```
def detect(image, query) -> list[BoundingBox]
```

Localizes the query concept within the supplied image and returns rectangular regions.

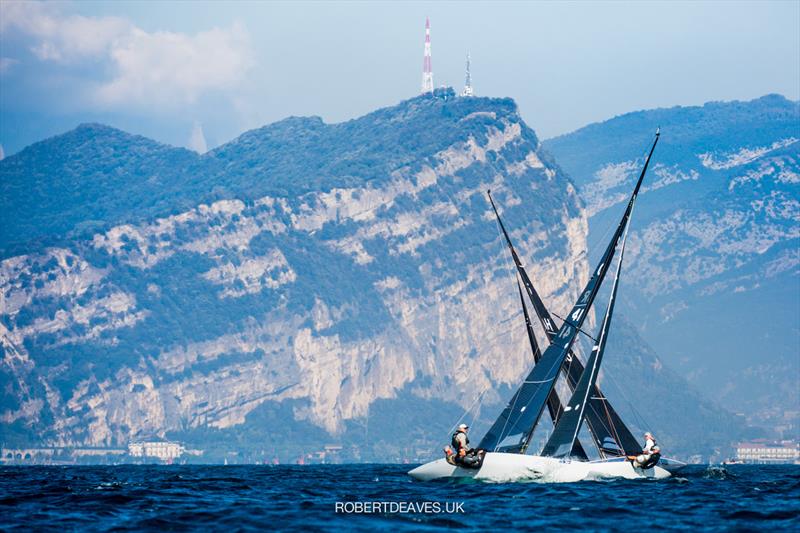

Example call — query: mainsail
[478,131,659,454]
[487,191,640,457]
[541,206,631,458]
[515,280,589,460]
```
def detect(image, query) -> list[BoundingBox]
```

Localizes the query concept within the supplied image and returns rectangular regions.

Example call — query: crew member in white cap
[452,424,470,457]
[630,431,660,468]
[642,432,656,454]
[449,423,482,467]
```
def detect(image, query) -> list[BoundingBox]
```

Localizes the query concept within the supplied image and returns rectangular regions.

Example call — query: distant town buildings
[128,440,185,461]
[735,441,799,464]
[1,447,126,464]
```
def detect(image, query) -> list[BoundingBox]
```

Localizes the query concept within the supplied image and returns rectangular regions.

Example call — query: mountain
[1,90,749,461]
[545,94,800,436]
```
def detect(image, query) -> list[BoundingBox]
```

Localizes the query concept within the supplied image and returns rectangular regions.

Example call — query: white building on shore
[735,441,799,464]
[128,441,185,462]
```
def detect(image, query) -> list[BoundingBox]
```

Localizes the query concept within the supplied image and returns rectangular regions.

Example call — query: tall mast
[515,278,589,459]
[421,18,434,94]
[487,190,641,457]
[478,131,659,454]
[542,208,632,457]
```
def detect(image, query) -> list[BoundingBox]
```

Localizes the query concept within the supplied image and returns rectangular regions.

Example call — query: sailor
[630,432,660,468]
[452,424,471,454]
[642,432,656,454]
[451,424,481,468]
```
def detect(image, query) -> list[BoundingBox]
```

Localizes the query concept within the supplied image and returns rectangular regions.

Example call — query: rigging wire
[602,366,652,432]
[584,137,655,261]
[443,388,488,444]
[486,195,563,451]
[572,136,657,454]
[550,311,599,343]
[435,186,529,448]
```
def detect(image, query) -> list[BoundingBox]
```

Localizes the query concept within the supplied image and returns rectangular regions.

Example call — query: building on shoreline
[128,440,185,462]
[1,440,197,465]
[735,441,799,464]
[1,447,127,464]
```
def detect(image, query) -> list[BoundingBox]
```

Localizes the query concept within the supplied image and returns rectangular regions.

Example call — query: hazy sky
[1,0,798,155]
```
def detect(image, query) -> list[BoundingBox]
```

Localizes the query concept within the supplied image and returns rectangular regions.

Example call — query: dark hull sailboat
[409,131,679,482]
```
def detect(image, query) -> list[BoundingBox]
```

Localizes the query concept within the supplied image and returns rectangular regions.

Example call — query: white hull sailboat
[408,453,671,482]
[409,131,680,483]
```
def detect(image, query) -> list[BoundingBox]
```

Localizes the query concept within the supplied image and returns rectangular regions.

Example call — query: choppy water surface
[1,464,798,531]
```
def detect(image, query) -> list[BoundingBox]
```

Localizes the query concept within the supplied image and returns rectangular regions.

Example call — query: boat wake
[704,465,734,480]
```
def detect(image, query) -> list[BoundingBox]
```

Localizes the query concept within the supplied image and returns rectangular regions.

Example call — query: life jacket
[451,431,469,451]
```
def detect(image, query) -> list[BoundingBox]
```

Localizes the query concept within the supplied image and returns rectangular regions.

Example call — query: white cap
[644,432,653,438]
[458,423,469,430]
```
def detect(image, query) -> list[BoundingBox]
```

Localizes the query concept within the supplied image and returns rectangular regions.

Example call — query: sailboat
[409,130,679,482]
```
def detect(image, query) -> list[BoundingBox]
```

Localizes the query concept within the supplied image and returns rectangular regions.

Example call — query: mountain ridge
[1,91,762,461]
[544,94,799,435]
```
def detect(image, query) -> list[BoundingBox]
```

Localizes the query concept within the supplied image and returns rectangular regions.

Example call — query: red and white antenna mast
[421,17,434,94]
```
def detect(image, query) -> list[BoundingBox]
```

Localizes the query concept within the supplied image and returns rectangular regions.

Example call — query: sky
[1,0,798,156]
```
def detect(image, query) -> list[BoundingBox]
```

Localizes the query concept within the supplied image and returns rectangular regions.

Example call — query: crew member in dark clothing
[629,432,661,469]
[450,424,482,468]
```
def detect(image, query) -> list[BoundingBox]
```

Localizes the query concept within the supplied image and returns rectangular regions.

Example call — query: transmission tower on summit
[421,17,434,94]
[461,53,474,97]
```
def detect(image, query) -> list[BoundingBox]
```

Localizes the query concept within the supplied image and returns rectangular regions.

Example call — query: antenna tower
[421,18,434,94]
[461,53,474,97]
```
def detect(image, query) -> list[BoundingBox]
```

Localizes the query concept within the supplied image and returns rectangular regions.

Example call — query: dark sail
[541,214,631,458]
[516,280,589,459]
[477,131,659,454]
[487,191,640,457]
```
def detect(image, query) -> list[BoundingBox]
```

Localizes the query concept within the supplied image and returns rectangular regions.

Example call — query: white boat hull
[408,452,671,482]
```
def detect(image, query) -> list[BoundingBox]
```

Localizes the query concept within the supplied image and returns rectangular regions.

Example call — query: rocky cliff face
[0,91,749,460]
[545,95,800,432]
[1,92,592,452]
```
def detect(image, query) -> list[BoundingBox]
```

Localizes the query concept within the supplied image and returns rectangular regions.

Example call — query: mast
[487,190,640,457]
[517,280,539,363]
[478,131,659,454]
[516,279,589,459]
[541,208,631,458]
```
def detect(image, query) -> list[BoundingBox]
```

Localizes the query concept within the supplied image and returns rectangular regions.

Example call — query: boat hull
[658,456,687,473]
[407,452,671,482]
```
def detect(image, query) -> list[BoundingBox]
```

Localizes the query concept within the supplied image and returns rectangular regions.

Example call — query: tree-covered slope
[1,90,749,461]
[544,95,800,434]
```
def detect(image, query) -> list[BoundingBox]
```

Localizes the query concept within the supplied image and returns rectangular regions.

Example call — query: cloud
[96,23,252,107]
[188,122,208,154]
[0,1,253,108]
[1,1,130,62]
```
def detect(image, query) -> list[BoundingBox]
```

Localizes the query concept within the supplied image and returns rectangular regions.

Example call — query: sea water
[1,464,798,530]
